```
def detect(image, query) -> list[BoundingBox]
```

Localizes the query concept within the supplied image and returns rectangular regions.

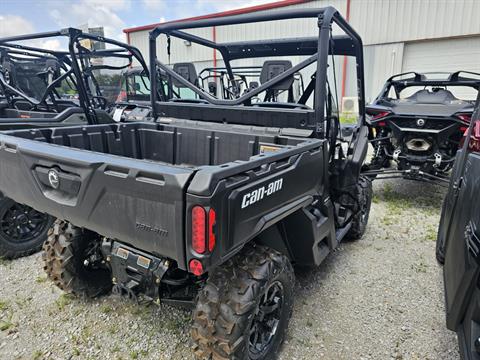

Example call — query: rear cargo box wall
[10,123,304,167]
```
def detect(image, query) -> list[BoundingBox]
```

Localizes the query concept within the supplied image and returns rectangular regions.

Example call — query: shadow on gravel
[373,179,447,211]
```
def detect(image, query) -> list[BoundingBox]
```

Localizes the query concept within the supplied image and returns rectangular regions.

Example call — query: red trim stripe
[123,0,310,34]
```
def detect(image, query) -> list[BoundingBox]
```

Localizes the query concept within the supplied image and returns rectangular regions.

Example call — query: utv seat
[253,60,310,109]
[260,60,294,91]
[173,63,199,87]
[406,89,458,104]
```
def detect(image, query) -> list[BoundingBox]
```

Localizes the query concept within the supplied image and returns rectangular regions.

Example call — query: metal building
[123,0,480,103]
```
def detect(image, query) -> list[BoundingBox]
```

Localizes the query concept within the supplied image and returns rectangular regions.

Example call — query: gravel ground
[0,179,458,360]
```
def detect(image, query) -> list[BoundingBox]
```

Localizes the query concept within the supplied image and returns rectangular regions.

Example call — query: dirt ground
[0,179,458,360]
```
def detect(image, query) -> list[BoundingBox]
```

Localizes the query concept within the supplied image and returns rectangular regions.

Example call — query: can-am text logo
[241,178,283,209]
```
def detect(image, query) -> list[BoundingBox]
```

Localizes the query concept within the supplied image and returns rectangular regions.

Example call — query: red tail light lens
[189,259,204,276]
[192,206,206,254]
[469,121,480,152]
[457,113,472,123]
[208,208,216,252]
[372,111,390,121]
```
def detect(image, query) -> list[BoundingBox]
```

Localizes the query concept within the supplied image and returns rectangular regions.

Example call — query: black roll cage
[148,6,365,137]
[0,28,149,125]
[198,65,305,101]
[375,71,480,101]
[0,45,76,108]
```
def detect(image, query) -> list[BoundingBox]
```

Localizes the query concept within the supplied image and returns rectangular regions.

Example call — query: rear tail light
[189,259,204,276]
[371,111,390,121]
[367,111,390,127]
[191,206,217,254]
[208,208,216,252]
[192,206,206,254]
[469,120,480,152]
[456,113,472,123]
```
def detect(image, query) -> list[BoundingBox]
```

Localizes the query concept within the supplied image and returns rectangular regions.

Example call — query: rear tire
[0,197,54,259]
[43,220,112,298]
[192,244,295,360]
[345,176,373,241]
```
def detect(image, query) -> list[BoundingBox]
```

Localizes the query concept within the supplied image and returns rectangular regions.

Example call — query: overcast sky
[0,0,273,47]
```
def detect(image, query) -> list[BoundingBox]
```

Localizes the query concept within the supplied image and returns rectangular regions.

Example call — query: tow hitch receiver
[101,239,170,302]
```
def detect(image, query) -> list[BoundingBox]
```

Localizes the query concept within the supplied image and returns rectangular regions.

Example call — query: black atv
[437,92,480,359]
[0,8,372,359]
[0,28,148,259]
[363,71,479,184]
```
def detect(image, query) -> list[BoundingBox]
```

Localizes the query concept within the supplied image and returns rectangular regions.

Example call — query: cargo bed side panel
[186,140,327,268]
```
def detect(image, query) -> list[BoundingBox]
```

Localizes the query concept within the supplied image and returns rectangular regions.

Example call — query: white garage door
[402,36,480,99]
[402,36,480,74]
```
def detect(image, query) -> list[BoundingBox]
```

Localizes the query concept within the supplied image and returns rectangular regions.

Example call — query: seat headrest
[173,63,198,87]
[407,89,457,104]
[260,60,294,91]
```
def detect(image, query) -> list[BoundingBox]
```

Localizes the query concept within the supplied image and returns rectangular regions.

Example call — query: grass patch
[412,258,428,273]
[164,313,191,334]
[32,350,43,360]
[0,300,9,311]
[426,226,438,242]
[81,326,93,343]
[0,319,14,331]
[35,276,48,284]
[55,293,74,311]
[100,304,113,314]
[15,296,32,309]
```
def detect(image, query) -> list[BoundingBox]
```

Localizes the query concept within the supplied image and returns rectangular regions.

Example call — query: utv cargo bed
[0,122,325,267]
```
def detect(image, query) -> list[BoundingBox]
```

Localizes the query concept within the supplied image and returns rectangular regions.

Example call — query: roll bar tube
[148,6,366,136]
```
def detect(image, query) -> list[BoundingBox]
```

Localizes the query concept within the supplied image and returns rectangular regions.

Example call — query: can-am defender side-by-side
[0,8,371,359]
[0,29,149,259]
[363,71,479,184]
[436,93,480,359]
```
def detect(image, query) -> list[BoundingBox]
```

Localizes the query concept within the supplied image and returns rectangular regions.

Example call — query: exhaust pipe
[405,138,431,152]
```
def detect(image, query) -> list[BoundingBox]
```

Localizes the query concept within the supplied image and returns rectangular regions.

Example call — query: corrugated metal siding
[363,42,404,102]
[129,0,480,56]
[127,0,480,101]
[402,36,480,73]
[350,0,480,46]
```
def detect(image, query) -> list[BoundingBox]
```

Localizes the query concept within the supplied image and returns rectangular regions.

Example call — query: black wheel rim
[0,203,49,243]
[248,281,284,359]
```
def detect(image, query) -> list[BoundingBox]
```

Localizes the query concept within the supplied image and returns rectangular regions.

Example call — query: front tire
[192,244,295,360]
[43,220,112,298]
[0,197,54,259]
[345,176,373,241]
